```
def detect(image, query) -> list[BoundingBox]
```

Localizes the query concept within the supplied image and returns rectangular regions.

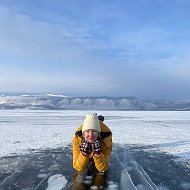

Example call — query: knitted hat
[82,113,101,133]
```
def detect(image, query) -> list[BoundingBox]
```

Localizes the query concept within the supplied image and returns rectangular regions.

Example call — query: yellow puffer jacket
[72,121,112,173]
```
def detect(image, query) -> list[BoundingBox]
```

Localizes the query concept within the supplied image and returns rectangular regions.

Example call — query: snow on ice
[0,110,190,189]
[0,110,190,160]
[46,174,68,190]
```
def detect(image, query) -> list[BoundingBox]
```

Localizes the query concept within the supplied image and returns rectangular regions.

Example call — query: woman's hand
[92,138,102,156]
[80,138,92,157]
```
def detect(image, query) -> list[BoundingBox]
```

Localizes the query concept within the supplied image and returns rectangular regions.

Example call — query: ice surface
[114,144,158,190]
[46,174,67,190]
[0,110,190,163]
[0,144,190,190]
[38,173,47,178]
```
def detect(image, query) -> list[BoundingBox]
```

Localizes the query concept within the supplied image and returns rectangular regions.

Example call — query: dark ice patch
[0,144,190,190]
[125,144,190,190]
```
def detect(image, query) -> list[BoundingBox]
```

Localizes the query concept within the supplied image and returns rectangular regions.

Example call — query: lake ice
[0,110,190,190]
[1,110,190,160]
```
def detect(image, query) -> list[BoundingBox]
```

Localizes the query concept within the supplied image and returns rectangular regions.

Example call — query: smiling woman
[72,113,112,177]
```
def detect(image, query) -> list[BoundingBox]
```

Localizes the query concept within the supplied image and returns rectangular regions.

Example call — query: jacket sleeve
[93,138,112,172]
[72,136,90,172]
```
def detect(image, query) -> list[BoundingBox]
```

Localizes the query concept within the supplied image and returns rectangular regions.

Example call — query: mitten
[93,138,102,155]
[80,138,92,157]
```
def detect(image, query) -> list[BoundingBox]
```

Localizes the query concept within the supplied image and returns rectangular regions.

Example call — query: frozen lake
[0,110,190,190]
[1,110,190,160]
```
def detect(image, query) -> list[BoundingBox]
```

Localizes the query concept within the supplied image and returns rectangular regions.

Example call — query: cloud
[1,2,189,69]
[1,1,190,99]
[0,4,105,66]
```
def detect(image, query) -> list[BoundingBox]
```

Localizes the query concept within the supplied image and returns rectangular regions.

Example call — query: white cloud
[0,5,105,64]
[1,2,190,99]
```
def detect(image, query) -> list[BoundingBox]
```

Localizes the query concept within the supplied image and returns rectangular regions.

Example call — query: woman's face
[83,129,99,143]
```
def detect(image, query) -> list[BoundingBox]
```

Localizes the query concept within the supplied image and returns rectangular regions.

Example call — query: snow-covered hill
[0,94,190,110]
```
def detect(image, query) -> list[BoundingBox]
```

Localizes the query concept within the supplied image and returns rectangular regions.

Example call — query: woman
[72,113,112,175]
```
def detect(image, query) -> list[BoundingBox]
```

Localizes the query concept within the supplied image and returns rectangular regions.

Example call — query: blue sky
[0,0,190,100]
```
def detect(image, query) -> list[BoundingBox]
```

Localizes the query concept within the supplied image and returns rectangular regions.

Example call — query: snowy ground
[1,110,190,160]
[0,110,190,190]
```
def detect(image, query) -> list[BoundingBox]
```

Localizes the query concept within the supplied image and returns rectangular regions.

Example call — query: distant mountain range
[0,94,190,111]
